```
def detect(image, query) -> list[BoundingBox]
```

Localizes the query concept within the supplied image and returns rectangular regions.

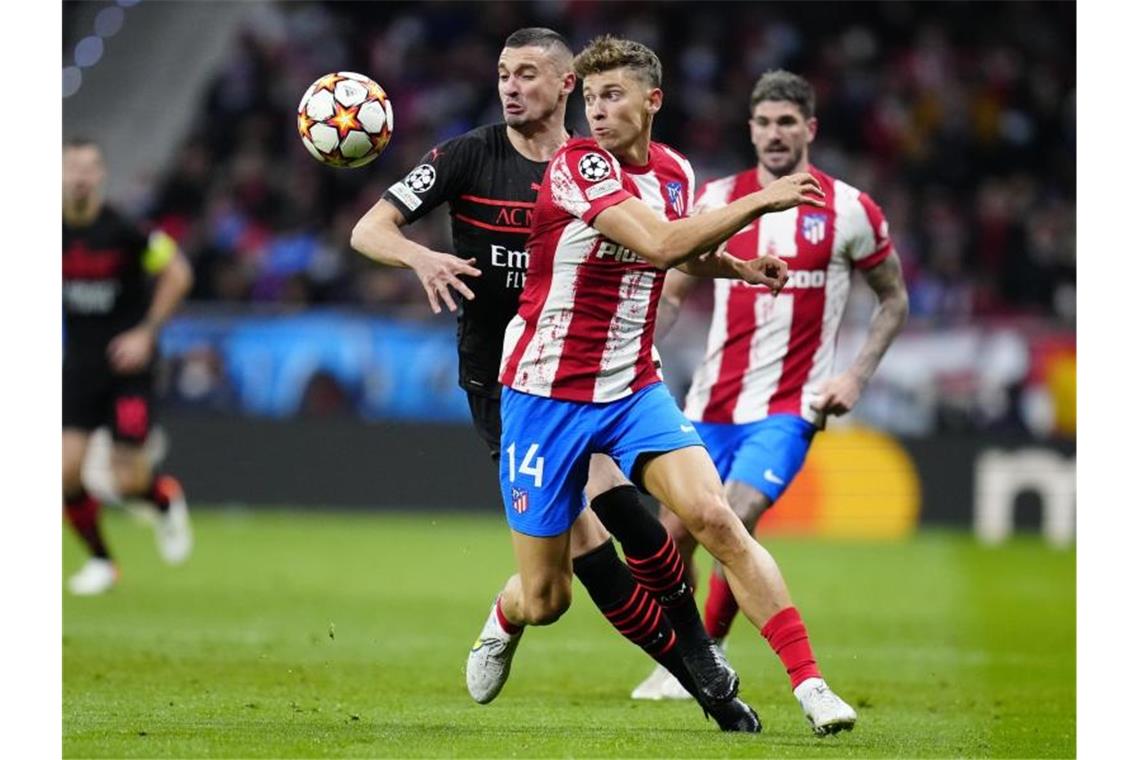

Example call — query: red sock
[761,606,822,689]
[495,597,523,636]
[64,490,111,560]
[146,474,182,514]
[704,571,740,640]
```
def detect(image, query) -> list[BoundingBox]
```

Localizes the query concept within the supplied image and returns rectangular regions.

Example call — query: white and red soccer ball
[297,71,393,168]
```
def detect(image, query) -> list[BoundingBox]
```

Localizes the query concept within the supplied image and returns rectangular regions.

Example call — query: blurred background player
[476,34,861,735]
[350,28,757,730]
[63,138,194,595]
[631,71,909,714]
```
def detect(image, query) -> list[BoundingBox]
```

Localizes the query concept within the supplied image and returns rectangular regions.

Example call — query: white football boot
[465,601,523,704]
[794,677,857,735]
[631,663,695,700]
[67,558,119,596]
[152,476,193,565]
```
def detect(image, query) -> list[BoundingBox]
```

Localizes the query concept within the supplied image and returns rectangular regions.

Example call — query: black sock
[590,486,710,653]
[64,489,111,560]
[572,539,698,698]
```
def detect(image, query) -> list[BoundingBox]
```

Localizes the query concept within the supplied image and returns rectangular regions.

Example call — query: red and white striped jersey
[500,137,695,403]
[684,166,893,424]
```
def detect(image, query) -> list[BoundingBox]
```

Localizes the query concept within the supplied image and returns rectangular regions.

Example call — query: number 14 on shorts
[505,442,545,488]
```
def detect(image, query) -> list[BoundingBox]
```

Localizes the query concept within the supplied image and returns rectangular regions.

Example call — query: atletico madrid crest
[666,181,685,216]
[511,487,529,514]
[802,213,828,244]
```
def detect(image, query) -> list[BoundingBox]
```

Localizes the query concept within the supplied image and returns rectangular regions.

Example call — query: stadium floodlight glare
[74,36,104,68]
[94,6,125,38]
[63,66,83,98]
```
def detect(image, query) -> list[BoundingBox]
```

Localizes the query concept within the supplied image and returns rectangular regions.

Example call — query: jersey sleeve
[548,143,632,224]
[692,180,713,214]
[381,135,477,224]
[847,192,894,270]
[692,176,733,215]
[685,168,696,218]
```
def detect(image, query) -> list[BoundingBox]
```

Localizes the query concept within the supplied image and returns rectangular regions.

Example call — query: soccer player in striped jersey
[352,29,759,731]
[470,35,860,734]
[631,71,909,731]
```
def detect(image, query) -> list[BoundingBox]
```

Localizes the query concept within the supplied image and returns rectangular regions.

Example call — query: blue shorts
[693,414,816,503]
[499,383,704,537]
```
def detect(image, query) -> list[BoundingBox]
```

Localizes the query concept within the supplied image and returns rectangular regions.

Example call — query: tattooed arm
[811,250,909,417]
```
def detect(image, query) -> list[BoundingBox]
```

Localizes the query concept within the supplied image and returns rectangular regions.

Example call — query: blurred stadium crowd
[120,0,1074,325]
[63,1,1075,438]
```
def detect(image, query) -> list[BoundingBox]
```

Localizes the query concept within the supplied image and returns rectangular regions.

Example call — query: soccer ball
[297,71,394,168]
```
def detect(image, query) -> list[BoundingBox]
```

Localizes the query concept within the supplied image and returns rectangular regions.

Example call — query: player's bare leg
[581,457,743,713]
[585,457,715,657]
[63,429,118,595]
[634,484,769,699]
[569,471,758,731]
[466,529,572,704]
[642,446,856,735]
[111,445,192,565]
[703,482,772,642]
[468,484,758,731]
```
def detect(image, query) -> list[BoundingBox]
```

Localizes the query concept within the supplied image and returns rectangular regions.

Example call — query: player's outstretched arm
[677,248,788,289]
[350,198,481,314]
[592,172,823,271]
[655,249,790,341]
[108,232,193,374]
[812,250,909,417]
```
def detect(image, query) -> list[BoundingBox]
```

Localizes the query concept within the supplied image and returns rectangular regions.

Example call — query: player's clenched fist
[738,254,790,293]
[756,172,825,212]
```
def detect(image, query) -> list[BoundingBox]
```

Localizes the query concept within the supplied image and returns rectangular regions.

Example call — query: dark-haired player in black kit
[63,139,194,595]
[351,29,758,731]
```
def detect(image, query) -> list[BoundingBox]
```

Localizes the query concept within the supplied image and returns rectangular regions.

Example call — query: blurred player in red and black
[351,28,756,731]
[63,138,194,595]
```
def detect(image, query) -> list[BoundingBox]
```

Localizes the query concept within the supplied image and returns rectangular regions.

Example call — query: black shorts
[62,361,156,445]
[466,391,502,462]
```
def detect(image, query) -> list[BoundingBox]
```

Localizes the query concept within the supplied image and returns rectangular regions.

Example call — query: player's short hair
[64,136,102,152]
[573,35,662,89]
[503,27,573,65]
[750,70,815,119]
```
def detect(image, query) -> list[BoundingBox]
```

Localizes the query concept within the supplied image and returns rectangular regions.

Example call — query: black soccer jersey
[381,123,547,397]
[62,206,150,360]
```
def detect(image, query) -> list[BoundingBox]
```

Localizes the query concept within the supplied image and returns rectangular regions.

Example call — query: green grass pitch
[63,509,1074,758]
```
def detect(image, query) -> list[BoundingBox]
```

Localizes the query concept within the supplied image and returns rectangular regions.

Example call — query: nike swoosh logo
[763,469,785,485]
[680,424,696,433]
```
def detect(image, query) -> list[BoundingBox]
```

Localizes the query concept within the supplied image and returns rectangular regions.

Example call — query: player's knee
[62,473,83,500]
[687,493,749,559]
[62,458,83,497]
[111,449,150,497]
[523,581,571,625]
